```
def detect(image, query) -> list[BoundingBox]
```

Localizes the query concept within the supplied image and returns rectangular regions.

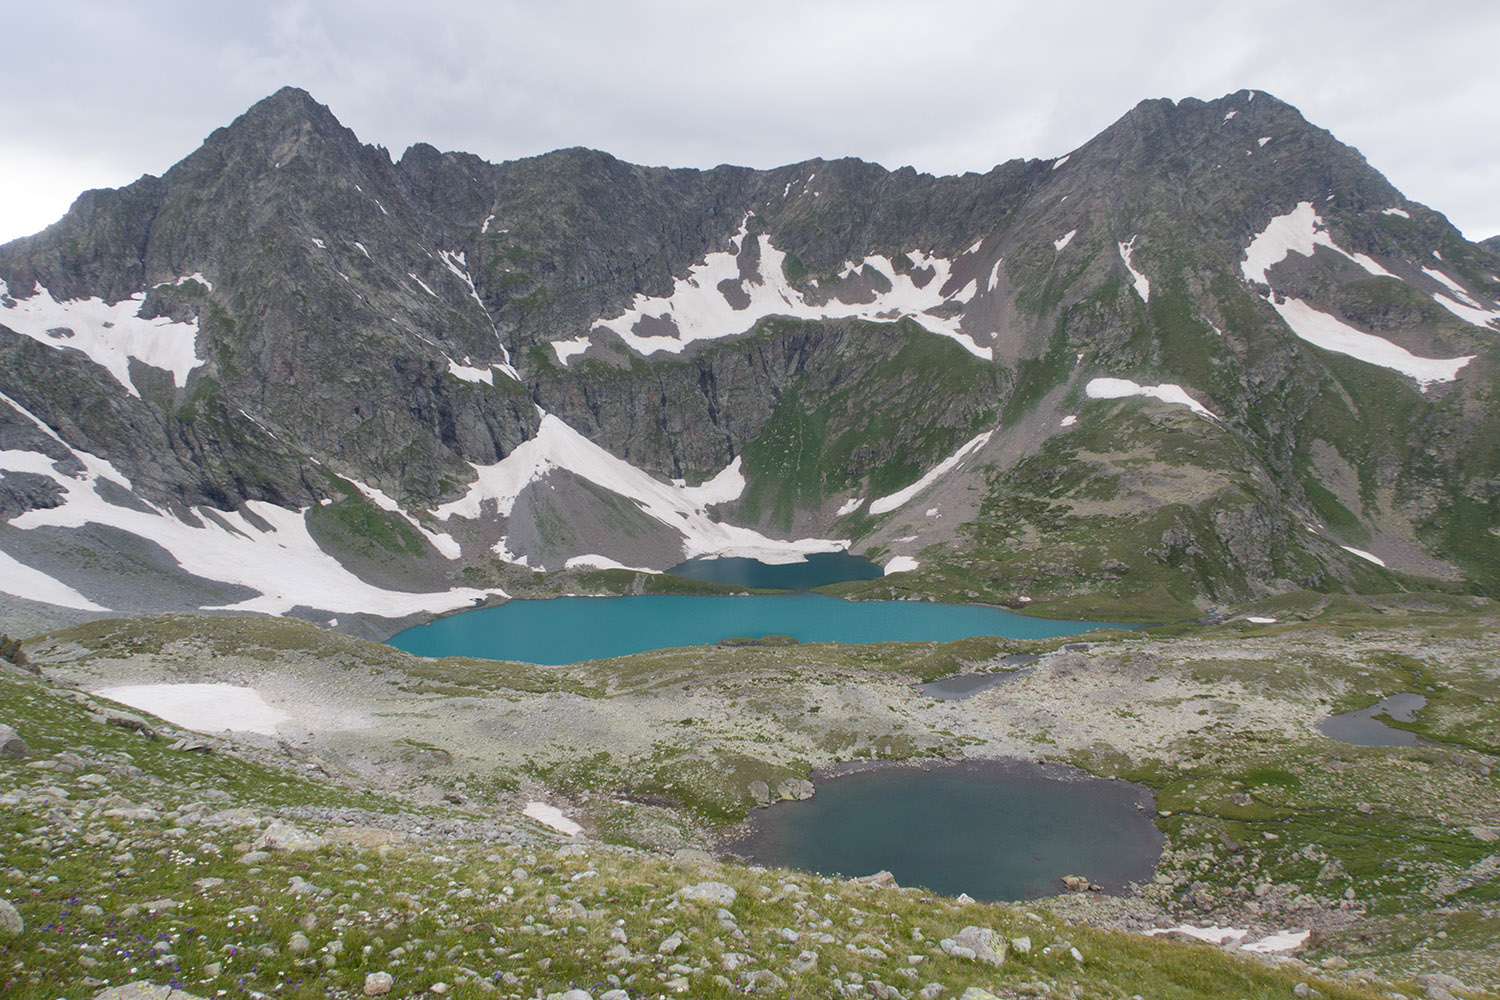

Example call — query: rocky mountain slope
[3,87,1500,626]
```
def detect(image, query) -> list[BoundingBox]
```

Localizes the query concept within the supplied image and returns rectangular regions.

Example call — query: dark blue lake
[387,593,1133,665]
[666,551,884,590]
[729,758,1164,901]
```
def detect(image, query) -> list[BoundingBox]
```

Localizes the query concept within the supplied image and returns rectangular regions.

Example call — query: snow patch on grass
[1085,378,1217,420]
[93,683,290,736]
[1267,297,1472,387]
[1340,545,1386,568]
[836,498,863,517]
[869,431,994,515]
[883,555,919,574]
[343,478,462,560]
[0,279,202,397]
[524,802,581,835]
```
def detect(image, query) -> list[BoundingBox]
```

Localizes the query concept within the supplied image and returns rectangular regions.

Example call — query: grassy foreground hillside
[3,597,1499,998]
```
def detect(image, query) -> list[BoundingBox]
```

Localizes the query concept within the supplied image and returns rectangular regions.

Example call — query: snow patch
[1145,925,1245,945]
[869,431,993,515]
[1223,110,1239,121]
[481,214,495,234]
[1118,236,1150,302]
[1422,266,1482,307]
[1381,207,1410,219]
[523,802,581,836]
[883,555,919,574]
[1241,929,1310,954]
[407,273,437,298]
[446,358,494,384]
[565,554,656,574]
[1258,136,1271,147]
[93,683,290,736]
[1340,545,1386,568]
[0,279,203,397]
[1240,202,1393,285]
[836,498,864,517]
[1060,415,1077,427]
[1052,155,1070,170]
[1266,297,1472,387]
[1053,229,1077,252]
[987,259,1005,293]
[1245,616,1278,624]
[1433,294,1500,330]
[0,547,109,611]
[435,414,843,565]
[566,220,992,361]
[0,396,493,615]
[1085,378,1218,420]
[153,272,213,293]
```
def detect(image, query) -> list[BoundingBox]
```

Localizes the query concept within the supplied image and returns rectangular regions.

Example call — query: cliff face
[3,87,1499,621]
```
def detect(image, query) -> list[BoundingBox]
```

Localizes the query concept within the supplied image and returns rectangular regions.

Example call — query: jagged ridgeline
[2,87,1499,625]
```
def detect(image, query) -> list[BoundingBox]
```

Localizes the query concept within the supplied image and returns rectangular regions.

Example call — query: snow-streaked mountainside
[2,86,1500,630]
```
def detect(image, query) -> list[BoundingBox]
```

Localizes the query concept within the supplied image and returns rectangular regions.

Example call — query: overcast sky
[3,0,1498,245]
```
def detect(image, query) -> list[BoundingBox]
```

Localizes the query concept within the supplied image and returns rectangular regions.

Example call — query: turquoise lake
[387,593,1133,664]
[729,759,1164,901]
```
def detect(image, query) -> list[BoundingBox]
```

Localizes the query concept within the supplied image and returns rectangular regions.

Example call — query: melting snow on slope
[1421,266,1500,329]
[94,683,290,735]
[1241,205,1474,387]
[343,478,462,559]
[434,414,845,565]
[836,497,863,517]
[1381,207,1410,219]
[1052,155,1070,170]
[884,555,919,574]
[1265,298,1472,388]
[1340,545,1386,568]
[1053,229,1077,252]
[1240,202,1392,284]
[1118,236,1150,302]
[1144,926,1308,954]
[869,431,994,515]
[557,220,991,363]
[1085,378,1218,420]
[0,279,203,397]
[1060,415,1077,427]
[0,390,493,616]
[523,802,582,835]
[0,547,108,611]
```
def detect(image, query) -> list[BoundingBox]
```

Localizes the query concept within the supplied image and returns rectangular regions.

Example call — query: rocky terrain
[2,594,1498,997]
[2,88,1499,623]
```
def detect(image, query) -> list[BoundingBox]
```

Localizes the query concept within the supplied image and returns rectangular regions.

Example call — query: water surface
[1317,692,1427,746]
[666,552,884,590]
[917,654,1041,700]
[729,758,1163,901]
[387,594,1132,664]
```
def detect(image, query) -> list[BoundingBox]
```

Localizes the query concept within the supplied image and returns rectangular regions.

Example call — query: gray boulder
[748,780,772,807]
[0,898,22,936]
[676,881,737,907]
[948,926,1006,966]
[0,724,27,758]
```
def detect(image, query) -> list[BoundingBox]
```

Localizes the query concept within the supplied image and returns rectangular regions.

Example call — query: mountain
[3,87,1500,630]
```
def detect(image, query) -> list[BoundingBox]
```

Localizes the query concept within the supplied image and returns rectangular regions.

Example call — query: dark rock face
[2,86,1498,610]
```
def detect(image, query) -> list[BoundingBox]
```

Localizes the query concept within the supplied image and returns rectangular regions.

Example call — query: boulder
[676,881,737,907]
[748,780,772,807]
[0,724,27,758]
[254,821,324,852]
[1060,875,1096,892]
[853,870,899,888]
[363,972,394,996]
[94,984,207,1000]
[104,710,155,738]
[0,898,22,936]
[775,777,815,801]
[951,925,1006,966]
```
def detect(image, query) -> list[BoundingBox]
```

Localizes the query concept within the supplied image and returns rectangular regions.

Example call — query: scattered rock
[959,989,1002,1000]
[364,972,394,996]
[1009,935,1031,955]
[94,983,206,1000]
[853,870,899,888]
[676,881,737,906]
[658,933,683,955]
[254,820,324,852]
[774,777,814,801]
[0,898,22,936]
[787,949,818,973]
[104,710,155,738]
[951,926,1007,966]
[0,723,27,758]
[288,931,311,955]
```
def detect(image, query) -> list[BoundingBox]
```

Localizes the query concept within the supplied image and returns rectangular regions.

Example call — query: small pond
[666,551,884,590]
[1317,692,1427,747]
[916,653,1042,700]
[387,594,1134,665]
[726,758,1164,902]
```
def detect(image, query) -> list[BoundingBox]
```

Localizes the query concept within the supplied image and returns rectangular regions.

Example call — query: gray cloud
[2,0,1497,242]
